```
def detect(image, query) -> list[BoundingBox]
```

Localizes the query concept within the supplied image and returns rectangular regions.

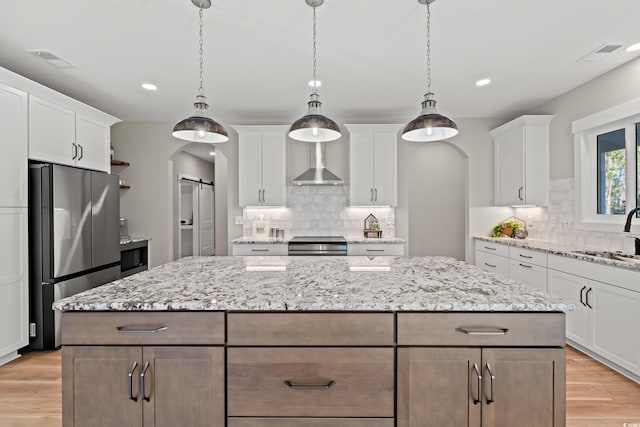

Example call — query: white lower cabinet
[347,244,404,256]
[0,208,28,365]
[548,254,640,379]
[475,241,548,291]
[232,244,288,256]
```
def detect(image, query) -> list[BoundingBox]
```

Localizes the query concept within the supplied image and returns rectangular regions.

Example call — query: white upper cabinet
[0,82,28,207]
[346,124,399,206]
[490,115,554,206]
[235,125,287,207]
[28,95,118,172]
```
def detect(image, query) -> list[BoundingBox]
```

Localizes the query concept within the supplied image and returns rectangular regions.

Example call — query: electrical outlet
[29,322,36,338]
[235,216,243,225]
[526,216,534,228]
[386,216,395,226]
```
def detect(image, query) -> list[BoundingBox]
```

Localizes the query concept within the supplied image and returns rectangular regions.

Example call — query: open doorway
[171,143,216,258]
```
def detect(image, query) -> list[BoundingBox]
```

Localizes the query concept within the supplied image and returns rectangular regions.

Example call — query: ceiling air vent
[578,43,622,62]
[27,50,75,68]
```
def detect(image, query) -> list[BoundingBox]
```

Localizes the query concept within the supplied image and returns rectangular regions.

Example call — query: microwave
[120,240,148,278]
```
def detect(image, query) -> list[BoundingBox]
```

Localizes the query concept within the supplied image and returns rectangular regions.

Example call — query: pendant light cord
[426,1,431,94]
[198,7,205,97]
[312,5,318,94]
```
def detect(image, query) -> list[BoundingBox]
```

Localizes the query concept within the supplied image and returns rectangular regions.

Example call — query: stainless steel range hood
[292,141,343,186]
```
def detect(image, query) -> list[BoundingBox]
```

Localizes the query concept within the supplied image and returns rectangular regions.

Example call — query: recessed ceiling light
[475,78,491,87]
[209,151,216,156]
[142,83,157,91]
[308,79,322,88]
[626,42,640,52]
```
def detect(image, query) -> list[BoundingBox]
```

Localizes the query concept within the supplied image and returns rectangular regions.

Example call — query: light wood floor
[0,346,638,426]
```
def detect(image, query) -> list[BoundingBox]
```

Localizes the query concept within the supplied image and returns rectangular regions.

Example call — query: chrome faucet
[624,207,640,255]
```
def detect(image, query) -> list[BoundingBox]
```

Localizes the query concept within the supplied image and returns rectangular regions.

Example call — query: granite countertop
[231,237,406,244]
[53,256,572,312]
[474,236,640,272]
[120,236,150,245]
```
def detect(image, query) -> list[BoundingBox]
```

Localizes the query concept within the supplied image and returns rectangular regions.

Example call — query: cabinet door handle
[128,361,138,402]
[251,249,269,252]
[485,363,495,405]
[518,263,533,268]
[374,188,378,202]
[116,326,169,333]
[72,143,77,160]
[585,287,593,309]
[370,188,374,202]
[455,327,508,336]
[141,361,151,402]
[283,379,336,389]
[518,254,533,259]
[366,249,385,252]
[518,186,524,201]
[258,189,262,203]
[483,262,497,268]
[472,363,482,405]
[78,144,84,160]
[579,286,587,307]
[483,246,497,251]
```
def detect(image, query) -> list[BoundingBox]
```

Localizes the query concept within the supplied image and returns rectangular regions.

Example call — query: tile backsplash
[514,178,636,253]
[243,186,395,238]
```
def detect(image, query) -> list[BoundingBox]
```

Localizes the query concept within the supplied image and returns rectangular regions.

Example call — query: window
[573,97,640,232]
[597,129,626,215]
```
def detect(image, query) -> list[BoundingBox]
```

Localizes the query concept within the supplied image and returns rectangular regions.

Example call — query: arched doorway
[408,141,468,259]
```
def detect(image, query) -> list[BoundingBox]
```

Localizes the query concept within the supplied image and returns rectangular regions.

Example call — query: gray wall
[532,57,640,180]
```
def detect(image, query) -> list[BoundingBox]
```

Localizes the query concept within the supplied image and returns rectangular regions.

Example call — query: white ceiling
[1,0,639,126]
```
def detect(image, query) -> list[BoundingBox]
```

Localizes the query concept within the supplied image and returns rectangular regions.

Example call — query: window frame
[573,97,640,233]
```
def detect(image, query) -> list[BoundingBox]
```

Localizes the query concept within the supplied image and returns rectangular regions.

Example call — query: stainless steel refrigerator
[28,163,121,350]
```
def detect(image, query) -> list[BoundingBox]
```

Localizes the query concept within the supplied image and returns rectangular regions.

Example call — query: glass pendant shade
[402,92,458,142]
[172,95,229,143]
[289,93,341,142]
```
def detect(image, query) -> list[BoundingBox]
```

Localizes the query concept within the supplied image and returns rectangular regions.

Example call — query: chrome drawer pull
[117,326,169,333]
[455,327,508,336]
[518,254,533,259]
[141,362,151,402]
[472,363,482,405]
[518,263,533,268]
[485,363,495,405]
[366,249,385,252]
[128,361,138,401]
[283,379,336,389]
[483,246,497,251]
[251,249,270,252]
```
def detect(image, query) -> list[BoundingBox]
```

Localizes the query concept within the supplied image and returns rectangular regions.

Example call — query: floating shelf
[111,159,130,166]
[120,185,131,190]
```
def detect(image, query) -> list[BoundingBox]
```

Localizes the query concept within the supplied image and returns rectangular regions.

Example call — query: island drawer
[227,313,394,345]
[397,312,565,346]
[60,312,225,345]
[228,418,394,427]
[227,347,394,417]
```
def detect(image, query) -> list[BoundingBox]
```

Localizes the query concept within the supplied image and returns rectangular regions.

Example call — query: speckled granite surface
[120,237,150,245]
[53,256,572,312]
[231,237,406,244]
[474,236,640,271]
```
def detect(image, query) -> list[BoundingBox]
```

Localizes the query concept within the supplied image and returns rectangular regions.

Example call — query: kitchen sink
[571,250,640,264]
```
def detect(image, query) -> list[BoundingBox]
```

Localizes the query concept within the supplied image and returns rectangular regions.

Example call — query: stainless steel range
[288,236,347,256]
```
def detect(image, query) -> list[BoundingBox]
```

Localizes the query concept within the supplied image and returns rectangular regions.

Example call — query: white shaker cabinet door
[260,133,287,206]
[0,82,28,207]
[238,133,263,207]
[0,208,28,362]
[494,127,525,206]
[372,133,397,206]
[28,95,76,167]
[590,281,640,376]
[76,112,111,172]
[349,133,374,206]
[547,269,589,348]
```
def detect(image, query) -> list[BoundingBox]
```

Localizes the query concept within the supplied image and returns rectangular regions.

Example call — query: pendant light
[402,0,458,142]
[289,0,341,143]
[172,0,228,144]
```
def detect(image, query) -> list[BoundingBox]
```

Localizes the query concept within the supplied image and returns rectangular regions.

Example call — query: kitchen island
[54,256,572,427]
